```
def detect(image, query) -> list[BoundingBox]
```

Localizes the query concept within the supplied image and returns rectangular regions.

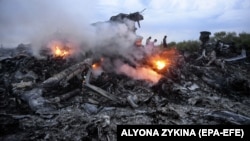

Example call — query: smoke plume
[0,0,162,83]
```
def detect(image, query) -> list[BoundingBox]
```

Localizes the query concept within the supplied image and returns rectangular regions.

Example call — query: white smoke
[0,0,162,83]
[0,0,143,57]
[117,63,162,83]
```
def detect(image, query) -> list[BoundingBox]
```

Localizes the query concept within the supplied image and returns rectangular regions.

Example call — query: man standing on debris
[148,39,157,53]
[163,35,168,48]
[144,38,157,55]
[153,39,157,46]
[152,39,158,52]
[146,36,151,45]
[148,39,157,47]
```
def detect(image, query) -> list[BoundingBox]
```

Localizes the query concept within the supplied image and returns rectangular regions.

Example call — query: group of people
[145,35,168,48]
[142,35,168,55]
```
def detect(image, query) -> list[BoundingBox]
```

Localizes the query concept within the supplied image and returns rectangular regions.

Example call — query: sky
[0,0,250,47]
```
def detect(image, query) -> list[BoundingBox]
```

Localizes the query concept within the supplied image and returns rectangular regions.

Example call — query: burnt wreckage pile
[1,12,250,141]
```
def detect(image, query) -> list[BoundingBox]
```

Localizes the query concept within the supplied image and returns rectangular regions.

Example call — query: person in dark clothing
[163,35,167,48]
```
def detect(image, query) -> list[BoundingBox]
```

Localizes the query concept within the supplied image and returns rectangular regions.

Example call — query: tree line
[166,31,250,52]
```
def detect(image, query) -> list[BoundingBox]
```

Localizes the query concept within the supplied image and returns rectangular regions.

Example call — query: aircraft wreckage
[0,11,250,141]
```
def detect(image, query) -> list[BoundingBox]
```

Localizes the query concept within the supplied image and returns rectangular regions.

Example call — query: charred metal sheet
[41,58,92,88]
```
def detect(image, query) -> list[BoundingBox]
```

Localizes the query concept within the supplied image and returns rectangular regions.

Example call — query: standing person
[163,35,168,48]
[153,39,157,46]
[148,39,157,47]
[145,38,157,55]
[146,36,151,45]
[152,39,157,52]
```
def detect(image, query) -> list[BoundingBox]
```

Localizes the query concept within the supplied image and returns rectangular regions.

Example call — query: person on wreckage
[163,35,168,48]
[144,38,158,56]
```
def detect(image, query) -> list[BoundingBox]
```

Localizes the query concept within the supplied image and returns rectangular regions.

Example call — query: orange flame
[117,48,179,84]
[92,58,104,69]
[54,46,69,57]
[155,60,166,70]
[92,63,98,69]
[147,48,177,71]
[49,40,74,58]
[153,59,170,70]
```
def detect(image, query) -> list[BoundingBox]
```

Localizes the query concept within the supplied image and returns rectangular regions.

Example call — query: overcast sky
[0,0,250,46]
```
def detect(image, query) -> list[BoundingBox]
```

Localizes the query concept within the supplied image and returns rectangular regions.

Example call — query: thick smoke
[0,0,94,51]
[88,19,154,82]
[0,0,142,57]
[89,19,145,61]
[0,0,161,83]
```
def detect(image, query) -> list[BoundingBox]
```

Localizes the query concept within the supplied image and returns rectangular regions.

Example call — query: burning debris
[1,11,250,141]
[50,42,71,58]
